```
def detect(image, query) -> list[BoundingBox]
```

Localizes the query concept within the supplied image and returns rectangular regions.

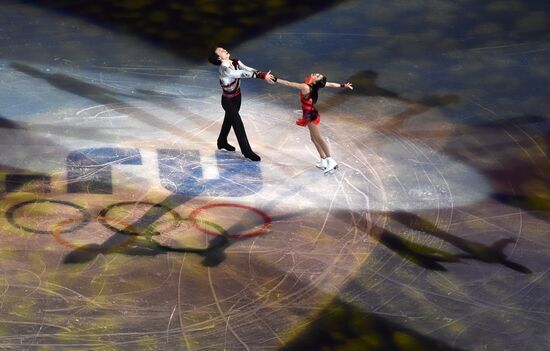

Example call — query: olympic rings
[52,217,137,253]
[6,200,272,251]
[189,203,272,238]
[6,199,91,235]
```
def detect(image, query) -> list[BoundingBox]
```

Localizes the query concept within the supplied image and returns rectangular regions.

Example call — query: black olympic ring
[6,199,91,235]
[97,201,187,236]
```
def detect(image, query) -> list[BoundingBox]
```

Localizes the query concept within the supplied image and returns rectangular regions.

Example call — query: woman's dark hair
[208,47,221,66]
[315,76,327,88]
[310,76,327,103]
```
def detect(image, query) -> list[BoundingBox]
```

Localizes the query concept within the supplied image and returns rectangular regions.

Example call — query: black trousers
[218,94,254,155]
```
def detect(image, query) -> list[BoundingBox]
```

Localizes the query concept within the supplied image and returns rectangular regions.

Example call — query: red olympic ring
[51,217,137,253]
[189,203,272,238]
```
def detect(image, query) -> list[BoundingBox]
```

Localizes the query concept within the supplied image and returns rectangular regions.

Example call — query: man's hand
[344,82,353,90]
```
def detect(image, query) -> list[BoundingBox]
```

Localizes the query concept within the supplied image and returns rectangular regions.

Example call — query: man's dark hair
[208,47,221,66]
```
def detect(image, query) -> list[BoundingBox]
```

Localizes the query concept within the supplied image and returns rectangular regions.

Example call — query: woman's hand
[265,70,276,84]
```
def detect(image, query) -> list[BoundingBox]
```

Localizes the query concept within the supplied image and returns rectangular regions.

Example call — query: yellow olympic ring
[51,217,137,253]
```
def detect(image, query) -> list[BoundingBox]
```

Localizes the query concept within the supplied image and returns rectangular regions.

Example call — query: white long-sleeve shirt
[218,59,260,98]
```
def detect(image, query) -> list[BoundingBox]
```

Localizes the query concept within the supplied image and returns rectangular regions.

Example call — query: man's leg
[218,96,236,151]
[225,95,260,161]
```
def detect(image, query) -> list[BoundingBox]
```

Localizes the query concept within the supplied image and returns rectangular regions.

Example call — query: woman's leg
[309,123,337,172]
[309,133,326,159]
[307,123,330,158]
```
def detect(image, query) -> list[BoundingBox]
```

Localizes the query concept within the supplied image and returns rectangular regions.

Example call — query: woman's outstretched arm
[326,81,353,90]
[274,78,309,93]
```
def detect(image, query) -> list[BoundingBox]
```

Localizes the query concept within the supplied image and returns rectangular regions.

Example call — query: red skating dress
[296,77,320,127]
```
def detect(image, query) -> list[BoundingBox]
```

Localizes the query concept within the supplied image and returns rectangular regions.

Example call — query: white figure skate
[316,158,328,170]
[324,157,338,174]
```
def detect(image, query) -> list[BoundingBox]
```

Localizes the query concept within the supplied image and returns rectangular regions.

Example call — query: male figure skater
[208,47,273,161]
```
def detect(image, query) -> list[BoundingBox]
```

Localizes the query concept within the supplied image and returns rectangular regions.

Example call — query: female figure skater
[273,73,353,173]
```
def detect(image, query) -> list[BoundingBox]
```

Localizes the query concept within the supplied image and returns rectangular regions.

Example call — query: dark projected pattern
[20,0,349,60]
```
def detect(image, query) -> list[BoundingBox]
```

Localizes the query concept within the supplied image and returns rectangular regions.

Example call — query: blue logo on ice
[62,147,262,196]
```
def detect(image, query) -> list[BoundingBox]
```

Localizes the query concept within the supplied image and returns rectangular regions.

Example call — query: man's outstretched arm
[221,61,271,80]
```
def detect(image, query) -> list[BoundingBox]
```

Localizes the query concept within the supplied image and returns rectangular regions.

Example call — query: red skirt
[296,109,320,127]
